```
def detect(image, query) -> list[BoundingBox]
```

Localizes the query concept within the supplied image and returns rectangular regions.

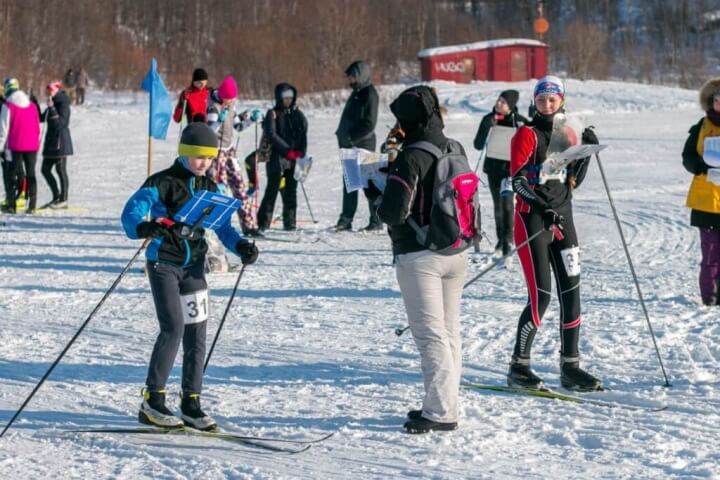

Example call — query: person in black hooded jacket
[334,60,381,231]
[474,90,528,257]
[378,86,468,435]
[257,83,308,231]
[40,81,73,209]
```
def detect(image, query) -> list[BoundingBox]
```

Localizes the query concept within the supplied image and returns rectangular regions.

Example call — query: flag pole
[147,71,154,178]
[147,137,153,177]
[141,58,171,178]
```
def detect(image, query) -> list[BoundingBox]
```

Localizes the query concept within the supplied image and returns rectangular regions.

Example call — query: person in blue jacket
[121,122,259,431]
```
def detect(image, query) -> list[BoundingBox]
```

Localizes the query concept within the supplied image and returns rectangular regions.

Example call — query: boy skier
[121,123,259,430]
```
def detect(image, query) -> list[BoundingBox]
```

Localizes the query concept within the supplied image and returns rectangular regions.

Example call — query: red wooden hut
[418,39,548,83]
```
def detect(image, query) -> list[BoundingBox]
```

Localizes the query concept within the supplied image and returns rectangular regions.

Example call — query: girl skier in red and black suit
[507,75,602,392]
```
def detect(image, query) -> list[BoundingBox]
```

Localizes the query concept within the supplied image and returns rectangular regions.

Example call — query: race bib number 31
[181,289,209,324]
[560,247,581,277]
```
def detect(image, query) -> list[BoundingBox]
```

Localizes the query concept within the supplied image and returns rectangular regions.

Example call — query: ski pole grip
[156,217,175,228]
[551,224,565,241]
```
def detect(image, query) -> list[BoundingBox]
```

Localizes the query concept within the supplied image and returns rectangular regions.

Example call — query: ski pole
[594,152,671,387]
[474,130,490,175]
[396,228,548,337]
[178,98,187,143]
[204,263,248,372]
[463,228,546,289]
[474,147,487,175]
[0,238,150,438]
[300,181,318,224]
[395,326,410,336]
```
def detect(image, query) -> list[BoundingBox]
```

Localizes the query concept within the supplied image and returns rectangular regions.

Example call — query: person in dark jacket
[40,81,73,209]
[257,83,308,231]
[121,123,259,431]
[682,77,720,306]
[378,86,468,434]
[75,66,89,105]
[334,60,380,231]
[474,90,528,257]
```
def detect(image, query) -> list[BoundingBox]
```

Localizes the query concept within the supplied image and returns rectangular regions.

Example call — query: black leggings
[487,170,514,250]
[41,156,69,202]
[2,159,17,205]
[257,162,298,229]
[10,152,37,210]
[513,209,582,359]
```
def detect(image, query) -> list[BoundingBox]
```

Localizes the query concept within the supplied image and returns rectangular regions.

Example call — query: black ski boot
[403,417,458,434]
[333,221,352,232]
[180,393,218,432]
[40,198,59,210]
[359,224,383,232]
[138,389,183,428]
[560,356,603,391]
[507,356,546,390]
[243,228,265,238]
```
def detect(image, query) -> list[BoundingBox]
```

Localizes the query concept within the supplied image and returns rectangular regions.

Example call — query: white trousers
[395,249,467,423]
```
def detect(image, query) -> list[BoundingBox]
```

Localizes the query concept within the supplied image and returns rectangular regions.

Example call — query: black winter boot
[407,409,423,420]
[403,416,458,434]
[283,209,297,231]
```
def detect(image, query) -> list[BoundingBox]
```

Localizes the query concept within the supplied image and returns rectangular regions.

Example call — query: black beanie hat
[178,123,218,158]
[192,68,209,82]
[499,90,519,110]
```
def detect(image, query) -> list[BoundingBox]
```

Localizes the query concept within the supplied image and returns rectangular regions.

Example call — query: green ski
[64,426,334,453]
[462,382,668,412]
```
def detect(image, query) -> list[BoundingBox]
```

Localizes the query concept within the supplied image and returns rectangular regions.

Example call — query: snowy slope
[1,80,718,480]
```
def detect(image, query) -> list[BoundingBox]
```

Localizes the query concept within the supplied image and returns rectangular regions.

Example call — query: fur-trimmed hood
[699,77,720,111]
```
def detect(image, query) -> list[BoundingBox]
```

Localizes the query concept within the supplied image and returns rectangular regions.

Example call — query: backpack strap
[404,141,444,158]
[406,217,432,248]
[402,141,445,249]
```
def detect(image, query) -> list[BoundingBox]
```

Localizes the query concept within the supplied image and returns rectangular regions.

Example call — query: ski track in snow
[1,80,719,479]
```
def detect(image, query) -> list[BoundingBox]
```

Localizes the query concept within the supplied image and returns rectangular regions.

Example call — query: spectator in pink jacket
[0,78,41,213]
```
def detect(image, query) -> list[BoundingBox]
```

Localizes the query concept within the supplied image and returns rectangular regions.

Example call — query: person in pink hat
[0,78,41,214]
[204,76,260,271]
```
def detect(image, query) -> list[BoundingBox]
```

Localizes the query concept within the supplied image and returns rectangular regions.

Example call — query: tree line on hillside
[1,0,718,96]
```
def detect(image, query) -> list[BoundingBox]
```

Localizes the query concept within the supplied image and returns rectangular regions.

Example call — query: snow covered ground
[1,79,718,479]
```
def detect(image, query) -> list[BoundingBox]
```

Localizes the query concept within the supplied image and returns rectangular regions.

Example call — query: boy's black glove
[582,127,599,145]
[236,240,259,265]
[171,222,204,241]
[543,209,565,230]
[136,221,169,239]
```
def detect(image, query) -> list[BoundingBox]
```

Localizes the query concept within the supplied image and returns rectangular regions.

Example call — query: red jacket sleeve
[172,90,186,123]
[510,126,537,177]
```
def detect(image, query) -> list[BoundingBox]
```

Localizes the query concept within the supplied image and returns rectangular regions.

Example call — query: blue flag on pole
[141,58,173,140]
